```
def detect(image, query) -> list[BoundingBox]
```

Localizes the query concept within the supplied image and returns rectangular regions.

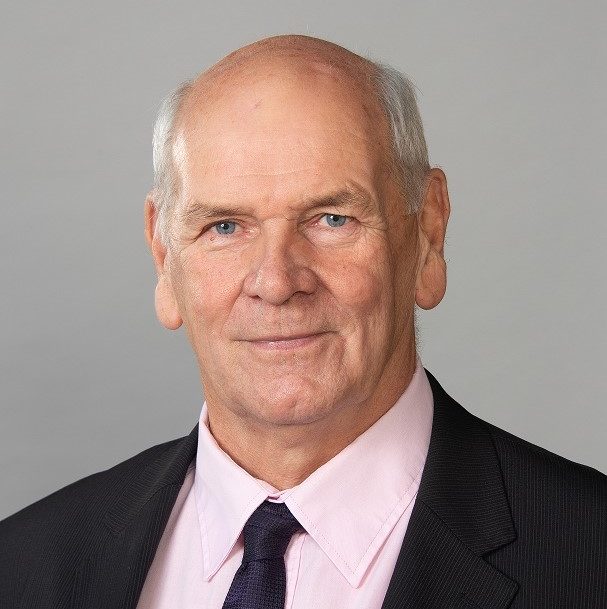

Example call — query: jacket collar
[103,425,199,535]
[81,426,200,609]
[380,369,518,609]
[79,369,518,609]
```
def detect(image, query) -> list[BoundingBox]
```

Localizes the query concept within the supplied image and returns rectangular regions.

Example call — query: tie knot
[242,501,302,564]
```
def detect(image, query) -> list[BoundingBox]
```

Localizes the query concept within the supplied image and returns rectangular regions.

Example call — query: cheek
[324,249,394,328]
[176,253,242,336]
[334,268,384,312]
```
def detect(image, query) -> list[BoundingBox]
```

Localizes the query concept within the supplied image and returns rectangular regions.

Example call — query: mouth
[244,332,329,351]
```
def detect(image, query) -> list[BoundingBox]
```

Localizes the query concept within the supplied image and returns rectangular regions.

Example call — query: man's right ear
[144,193,183,330]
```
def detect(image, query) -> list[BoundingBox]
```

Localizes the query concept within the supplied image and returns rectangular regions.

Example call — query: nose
[242,222,318,305]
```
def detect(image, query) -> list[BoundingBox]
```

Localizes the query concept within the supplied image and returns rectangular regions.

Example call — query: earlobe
[155,276,183,330]
[415,252,447,309]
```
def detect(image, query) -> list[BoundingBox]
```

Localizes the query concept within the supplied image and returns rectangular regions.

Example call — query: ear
[144,193,182,330]
[415,168,451,310]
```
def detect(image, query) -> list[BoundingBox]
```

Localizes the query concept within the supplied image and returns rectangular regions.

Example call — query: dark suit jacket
[1,370,605,608]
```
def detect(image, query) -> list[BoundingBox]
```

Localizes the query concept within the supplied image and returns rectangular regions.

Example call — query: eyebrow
[179,187,376,226]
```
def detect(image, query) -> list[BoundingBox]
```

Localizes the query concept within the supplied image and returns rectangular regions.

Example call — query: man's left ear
[415,168,451,310]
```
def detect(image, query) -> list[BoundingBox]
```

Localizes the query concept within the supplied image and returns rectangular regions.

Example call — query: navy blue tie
[222,500,302,609]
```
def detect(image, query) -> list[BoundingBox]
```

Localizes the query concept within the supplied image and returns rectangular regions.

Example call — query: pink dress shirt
[136,355,433,609]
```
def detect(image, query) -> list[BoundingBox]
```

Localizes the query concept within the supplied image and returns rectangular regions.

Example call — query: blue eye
[214,221,236,235]
[323,214,348,228]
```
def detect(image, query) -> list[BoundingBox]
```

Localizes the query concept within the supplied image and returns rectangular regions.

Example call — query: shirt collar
[194,354,433,587]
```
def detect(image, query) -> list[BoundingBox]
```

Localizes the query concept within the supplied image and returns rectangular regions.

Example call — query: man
[0,34,605,609]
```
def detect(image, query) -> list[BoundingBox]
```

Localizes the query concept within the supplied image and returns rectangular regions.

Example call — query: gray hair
[151,81,193,246]
[150,61,430,246]
[372,62,430,214]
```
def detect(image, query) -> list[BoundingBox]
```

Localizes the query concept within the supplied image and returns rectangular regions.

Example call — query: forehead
[173,58,390,207]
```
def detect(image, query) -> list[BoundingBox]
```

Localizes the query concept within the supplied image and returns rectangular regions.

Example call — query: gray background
[1,0,605,520]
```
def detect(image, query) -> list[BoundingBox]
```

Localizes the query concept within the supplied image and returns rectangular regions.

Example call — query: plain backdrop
[1,0,605,520]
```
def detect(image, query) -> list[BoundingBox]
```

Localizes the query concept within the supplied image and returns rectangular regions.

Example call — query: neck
[205,345,417,490]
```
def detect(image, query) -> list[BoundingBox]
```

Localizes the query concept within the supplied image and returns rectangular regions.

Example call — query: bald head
[198,35,377,90]
[178,35,387,154]
[151,35,430,246]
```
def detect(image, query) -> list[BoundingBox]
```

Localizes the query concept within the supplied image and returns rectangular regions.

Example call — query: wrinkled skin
[145,36,450,488]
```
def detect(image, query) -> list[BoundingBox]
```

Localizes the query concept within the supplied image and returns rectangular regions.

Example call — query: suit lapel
[381,370,519,609]
[74,424,199,609]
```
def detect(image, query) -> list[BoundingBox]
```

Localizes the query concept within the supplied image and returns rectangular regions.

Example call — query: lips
[242,332,329,351]
[247,332,324,342]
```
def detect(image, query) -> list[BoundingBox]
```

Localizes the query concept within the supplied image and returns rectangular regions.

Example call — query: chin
[244,378,344,427]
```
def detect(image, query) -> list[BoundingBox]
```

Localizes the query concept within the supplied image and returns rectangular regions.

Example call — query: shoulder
[427,366,605,590]
[477,415,606,582]
[427,367,606,513]
[470,417,607,602]
[0,435,184,530]
[482,417,606,509]
[0,434,185,596]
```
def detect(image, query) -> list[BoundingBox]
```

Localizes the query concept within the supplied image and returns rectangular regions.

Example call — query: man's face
[159,60,420,429]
